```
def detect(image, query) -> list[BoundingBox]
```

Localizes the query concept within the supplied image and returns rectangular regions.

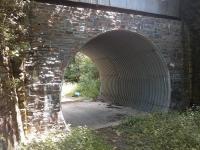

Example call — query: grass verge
[99,109,200,150]
[20,127,111,150]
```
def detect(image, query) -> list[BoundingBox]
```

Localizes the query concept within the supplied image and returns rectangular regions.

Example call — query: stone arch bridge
[26,0,191,129]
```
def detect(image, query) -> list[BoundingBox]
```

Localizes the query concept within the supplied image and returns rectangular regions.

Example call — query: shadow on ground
[61,99,144,129]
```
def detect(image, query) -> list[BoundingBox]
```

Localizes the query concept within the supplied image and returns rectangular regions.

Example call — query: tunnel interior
[81,30,171,112]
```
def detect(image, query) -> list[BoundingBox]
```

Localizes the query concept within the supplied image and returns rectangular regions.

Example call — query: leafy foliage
[0,0,29,146]
[77,79,100,99]
[20,127,111,150]
[64,58,80,83]
[0,0,30,104]
[117,109,200,150]
[0,0,29,58]
[64,52,100,99]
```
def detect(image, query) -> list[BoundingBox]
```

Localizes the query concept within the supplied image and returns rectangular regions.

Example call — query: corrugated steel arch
[81,30,171,112]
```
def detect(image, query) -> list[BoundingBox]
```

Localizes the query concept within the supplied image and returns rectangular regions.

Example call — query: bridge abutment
[24,1,188,132]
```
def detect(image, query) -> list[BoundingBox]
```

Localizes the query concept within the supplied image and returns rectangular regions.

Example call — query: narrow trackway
[61,100,144,129]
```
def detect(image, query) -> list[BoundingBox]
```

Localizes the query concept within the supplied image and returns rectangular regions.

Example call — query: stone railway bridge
[24,0,197,130]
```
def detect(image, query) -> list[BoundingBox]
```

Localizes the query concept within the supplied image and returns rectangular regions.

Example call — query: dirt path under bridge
[61,98,145,129]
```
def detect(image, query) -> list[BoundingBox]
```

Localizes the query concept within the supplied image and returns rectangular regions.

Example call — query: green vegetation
[0,0,29,146]
[20,109,200,150]
[114,108,200,150]
[64,52,100,99]
[20,127,111,150]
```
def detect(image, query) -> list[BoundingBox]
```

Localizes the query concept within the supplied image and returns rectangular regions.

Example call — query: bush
[64,52,100,99]
[20,127,111,150]
[119,109,200,150]
[77,78,100,99]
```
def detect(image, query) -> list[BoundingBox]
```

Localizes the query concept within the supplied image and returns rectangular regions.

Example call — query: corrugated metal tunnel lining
[82,30,171,112]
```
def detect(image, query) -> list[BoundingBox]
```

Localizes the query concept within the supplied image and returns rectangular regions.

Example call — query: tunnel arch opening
[75,30,171,112]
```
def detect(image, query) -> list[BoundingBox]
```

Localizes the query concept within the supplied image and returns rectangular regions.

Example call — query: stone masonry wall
[25,1,187,132]
[182,0,200,106]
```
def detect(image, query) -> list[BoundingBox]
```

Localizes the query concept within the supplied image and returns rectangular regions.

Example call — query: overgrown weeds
[117,108,200,150]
